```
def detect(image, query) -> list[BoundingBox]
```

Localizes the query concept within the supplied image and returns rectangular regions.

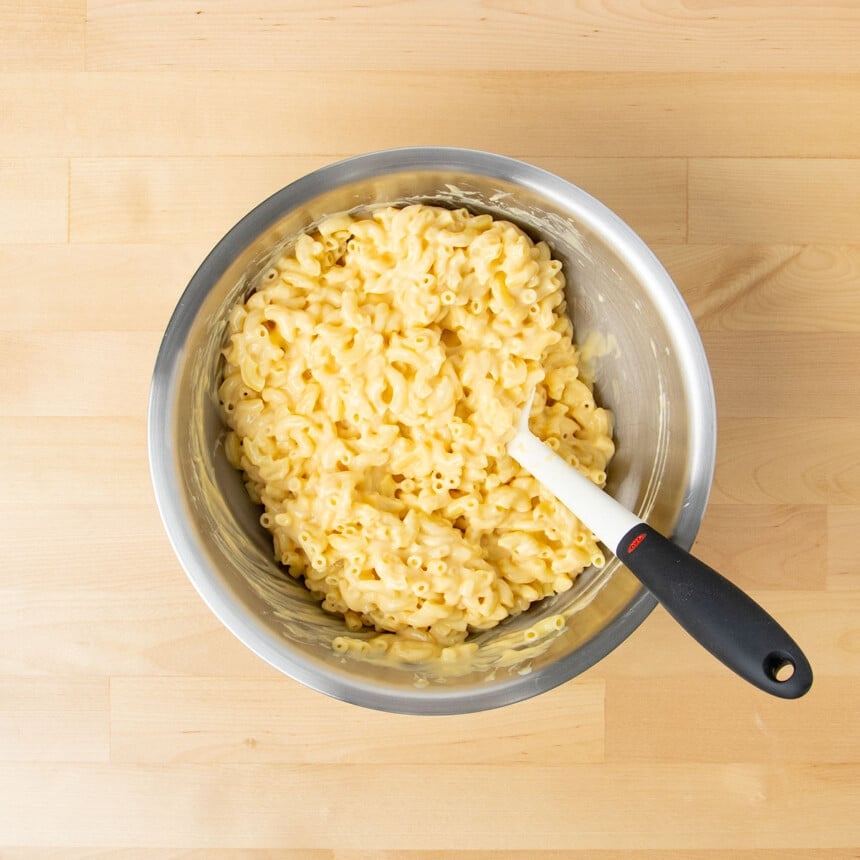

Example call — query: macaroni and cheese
[220,204,614,652]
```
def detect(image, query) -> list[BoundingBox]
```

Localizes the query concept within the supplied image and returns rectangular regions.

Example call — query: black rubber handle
[617,524,813,699]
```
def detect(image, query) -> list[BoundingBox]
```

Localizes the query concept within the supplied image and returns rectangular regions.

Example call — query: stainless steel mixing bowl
[148,147,716,714]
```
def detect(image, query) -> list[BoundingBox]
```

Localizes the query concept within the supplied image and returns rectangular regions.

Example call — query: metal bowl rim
[147,146,716,714]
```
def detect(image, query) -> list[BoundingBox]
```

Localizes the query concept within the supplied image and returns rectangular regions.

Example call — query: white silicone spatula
[507,389,813,699]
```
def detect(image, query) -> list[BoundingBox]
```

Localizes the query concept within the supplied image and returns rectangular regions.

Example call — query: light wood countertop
[1,2,858,856]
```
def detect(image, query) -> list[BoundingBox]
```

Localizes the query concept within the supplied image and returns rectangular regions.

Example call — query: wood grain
[0,677,109,762]
[711,418,860,505]
[0,418,150,506]
[69,156,335,245]
[691,504,827,591]
[0,243,207,331]
[85,0,860,73]
[1,72,858,158]
[0,853,855,860]
[0,852,855,860]
[0,0,84,71]
[689,158,860,244]
[0,332,160,417]
[69,156,686,245]
[827,505,860,592]
[655,244,860,332]
[1,3,859,855]
[596,591,860,679]
[1,586,853,680]
[0,586,271,678]
[704,332,860,418]
[0,761,857,850]
[0,158,68,243]
[108,675,604,765]
[605,675,860,764]
[0,503,176,589]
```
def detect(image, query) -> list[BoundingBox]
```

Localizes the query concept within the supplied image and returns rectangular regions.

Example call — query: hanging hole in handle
[764,651,796,683]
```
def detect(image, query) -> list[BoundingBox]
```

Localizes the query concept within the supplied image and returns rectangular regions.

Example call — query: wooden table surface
[2,2,859,856]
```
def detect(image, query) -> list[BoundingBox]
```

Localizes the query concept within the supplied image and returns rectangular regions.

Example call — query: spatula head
[513,387,537,442]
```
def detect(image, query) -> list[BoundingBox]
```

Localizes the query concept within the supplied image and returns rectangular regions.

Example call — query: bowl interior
[150,150,714,713]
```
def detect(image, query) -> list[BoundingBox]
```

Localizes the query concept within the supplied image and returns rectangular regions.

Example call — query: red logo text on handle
[626,532,647,554]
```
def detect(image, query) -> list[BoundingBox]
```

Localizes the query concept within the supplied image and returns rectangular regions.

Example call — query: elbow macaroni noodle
[220,204,614,654]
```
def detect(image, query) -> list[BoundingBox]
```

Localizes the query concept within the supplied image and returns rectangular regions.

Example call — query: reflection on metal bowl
[148,147,716,714]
